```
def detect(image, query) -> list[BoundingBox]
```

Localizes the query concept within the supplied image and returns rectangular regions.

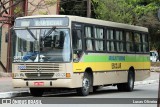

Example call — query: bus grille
[17,63,64,72]
[25,73,54,80]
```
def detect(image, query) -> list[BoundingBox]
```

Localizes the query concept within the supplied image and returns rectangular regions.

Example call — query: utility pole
[87,0,91,18]
[6,0,13,73]
[157,8,160,107]
[56,0,60,15]
[158,9,160,21]
[24,0,28,16]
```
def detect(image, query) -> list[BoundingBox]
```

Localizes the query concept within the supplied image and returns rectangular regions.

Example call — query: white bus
[12,15,150,96]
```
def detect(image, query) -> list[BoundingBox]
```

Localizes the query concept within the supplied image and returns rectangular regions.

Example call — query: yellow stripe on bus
[73,62,150,72]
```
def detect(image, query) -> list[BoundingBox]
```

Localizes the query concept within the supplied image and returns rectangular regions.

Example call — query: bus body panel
[12,15,150,92]
[12,69,150,88]
[12,63,83,88]
[12,73,83,88]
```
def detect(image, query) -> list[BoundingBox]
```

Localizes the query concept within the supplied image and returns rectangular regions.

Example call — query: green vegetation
[92,0,160,50]
[92,0,133,24]
[60,0,88,17]
[60,0,160,50]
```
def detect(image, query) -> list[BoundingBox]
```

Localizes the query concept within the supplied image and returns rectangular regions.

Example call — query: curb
[0,91,30,98]
[135,79,159,86]
[150,67,160,72]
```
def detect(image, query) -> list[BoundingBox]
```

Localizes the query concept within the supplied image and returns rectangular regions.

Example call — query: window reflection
[13,29,71,62]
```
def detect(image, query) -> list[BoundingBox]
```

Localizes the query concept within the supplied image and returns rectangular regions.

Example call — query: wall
[28,0,57,15]
[0,25,8,72]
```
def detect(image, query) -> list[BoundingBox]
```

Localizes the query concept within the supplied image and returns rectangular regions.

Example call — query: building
[0,0,58,72]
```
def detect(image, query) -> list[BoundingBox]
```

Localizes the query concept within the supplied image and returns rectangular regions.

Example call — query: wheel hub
[82,78,89,92]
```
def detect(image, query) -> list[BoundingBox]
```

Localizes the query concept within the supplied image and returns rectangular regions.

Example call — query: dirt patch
[151,62,160,66]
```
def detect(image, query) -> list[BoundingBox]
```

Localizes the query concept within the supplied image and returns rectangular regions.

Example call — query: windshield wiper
[43,27,56,39]
[26,27,37,40]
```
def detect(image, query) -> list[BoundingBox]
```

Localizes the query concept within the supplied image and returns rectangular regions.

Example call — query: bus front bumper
[12,77,82,88]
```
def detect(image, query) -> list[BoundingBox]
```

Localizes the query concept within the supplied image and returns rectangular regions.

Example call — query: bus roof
[16,15,148,32]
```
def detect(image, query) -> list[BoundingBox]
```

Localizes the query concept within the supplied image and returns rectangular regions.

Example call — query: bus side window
[142,34,149,52]
[115,30,124,52]
[134,33,142,53]
[72,29,82,62]
[126,32,134,52]
[85,27,94,51]
[72,30,82,50]
[106,29,115,52]
[95,28,104,51]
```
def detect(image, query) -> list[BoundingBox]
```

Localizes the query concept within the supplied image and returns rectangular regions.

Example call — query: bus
[12,15,150,96]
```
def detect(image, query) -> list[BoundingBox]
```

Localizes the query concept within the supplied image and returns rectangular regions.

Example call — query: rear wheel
[93,86,99,92]
[77,72,92,96]
[117,70,134,92]
[126,71,135,91]
[30,88,44,97]
[117,83,125,91]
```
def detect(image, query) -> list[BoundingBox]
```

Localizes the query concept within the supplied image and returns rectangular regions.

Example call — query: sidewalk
[0,73,29,98]
[135,72,159,85]
[0,72,159,98]
[0,77,28,92]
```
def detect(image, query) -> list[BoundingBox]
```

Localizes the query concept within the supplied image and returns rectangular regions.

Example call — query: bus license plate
[34,82,44,86]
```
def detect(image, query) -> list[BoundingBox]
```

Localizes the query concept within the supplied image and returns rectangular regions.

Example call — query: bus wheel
[117,71,134,92]
[30,88,44,97]
[77,72,91,96]
[117,83,125,91]
[125,71,135,91]
[93,86,99,92]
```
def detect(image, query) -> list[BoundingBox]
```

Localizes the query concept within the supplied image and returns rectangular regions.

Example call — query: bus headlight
[54,73,66,78]
[53,73,71,78]
[12,73,25,78]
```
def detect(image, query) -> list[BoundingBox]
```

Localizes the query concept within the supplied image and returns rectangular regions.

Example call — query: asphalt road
[0,82,157,107]
[12,83,159,107]
[33,82,158,98]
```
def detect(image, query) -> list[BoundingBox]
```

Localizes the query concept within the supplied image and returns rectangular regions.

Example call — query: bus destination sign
[15,17,69,27]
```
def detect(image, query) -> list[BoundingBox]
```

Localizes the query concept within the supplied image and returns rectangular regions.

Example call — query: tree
[60,0,96,18]
[60,0,87,17]
[92,0,160,50]
[129,0,160,50]
[92,0,134,24]
[0,0,57,17]
[27,0,57,15]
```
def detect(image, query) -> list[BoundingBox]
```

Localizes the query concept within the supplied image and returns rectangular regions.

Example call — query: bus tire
[117,70,134,92]
[125,71,135,91]
[117,83,125,91]
[77,72,92,96]
[30,88,44,97]
[93,86,99,92]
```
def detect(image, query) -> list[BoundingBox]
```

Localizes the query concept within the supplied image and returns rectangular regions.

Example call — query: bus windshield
[12,28,71,62]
